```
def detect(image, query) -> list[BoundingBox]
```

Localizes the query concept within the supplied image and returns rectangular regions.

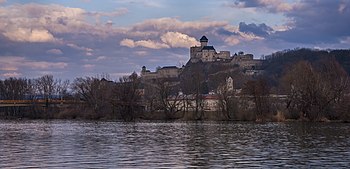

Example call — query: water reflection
[0,120,349,168]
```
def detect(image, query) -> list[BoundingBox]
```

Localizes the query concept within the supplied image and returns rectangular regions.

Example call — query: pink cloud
[46,49,63,55]
[1,72,22,78]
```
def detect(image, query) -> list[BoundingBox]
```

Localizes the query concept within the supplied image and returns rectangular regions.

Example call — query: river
[0,120,349,168]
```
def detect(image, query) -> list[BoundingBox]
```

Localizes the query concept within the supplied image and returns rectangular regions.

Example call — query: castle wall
[141,66,180,80]
[201,49,216,62]
[216,51,230,60]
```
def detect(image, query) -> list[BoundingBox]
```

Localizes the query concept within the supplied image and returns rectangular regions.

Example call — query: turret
[200,36,208,47]
[141,66,147,75]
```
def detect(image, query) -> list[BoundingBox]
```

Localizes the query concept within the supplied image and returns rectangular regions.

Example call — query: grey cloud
[274,0,350,44]
[239,22,273,37]
[233,0,260,8]
[215,28,238,36]
[233,0,350,44]
[232,0,300,13]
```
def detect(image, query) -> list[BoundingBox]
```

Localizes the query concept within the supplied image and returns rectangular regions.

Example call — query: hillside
[262,48,350,86]
[180,61,246,94]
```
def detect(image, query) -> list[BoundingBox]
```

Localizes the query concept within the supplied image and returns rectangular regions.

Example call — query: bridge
[0,100,145,107]
[0,100,77,107]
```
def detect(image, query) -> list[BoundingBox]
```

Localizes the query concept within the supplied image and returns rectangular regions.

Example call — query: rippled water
[0,120,349,168]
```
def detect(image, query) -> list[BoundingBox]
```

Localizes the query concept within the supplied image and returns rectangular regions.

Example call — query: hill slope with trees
[262,48,350,86]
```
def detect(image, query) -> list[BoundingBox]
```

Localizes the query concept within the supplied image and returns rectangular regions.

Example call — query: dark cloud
[233,0,350,44]
[239,22,273,37]
[232,0,298,13]
[280,1,346,44]
[215,28,238,36]
[233,0,260,8]
[274,0,350,44]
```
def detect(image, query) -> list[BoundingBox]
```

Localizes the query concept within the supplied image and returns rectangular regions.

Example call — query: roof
[161,66,178,69]
[201,46,215,51]
[200,36,208,42]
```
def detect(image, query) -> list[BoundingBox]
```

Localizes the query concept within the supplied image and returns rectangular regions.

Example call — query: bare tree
[154,78,183,119]
[242,78,270,120]
[56,79,70,101]
[217,81,237,120]
[143,82,159,113]
[72,76,113,119]
[0,77,29,116]
[281,59,349,121]
[181,64,205,120]
[113,72,142,121]
[0,77,28,100]
[36,75,56,105]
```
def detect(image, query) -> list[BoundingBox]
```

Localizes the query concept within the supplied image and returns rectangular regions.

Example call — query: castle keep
[190,36,231,62]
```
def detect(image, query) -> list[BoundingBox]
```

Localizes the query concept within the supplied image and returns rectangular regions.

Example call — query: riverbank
[1,108,349,123]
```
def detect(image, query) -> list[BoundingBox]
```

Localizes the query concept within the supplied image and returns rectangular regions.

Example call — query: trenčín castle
[141,36,264,80]
[190,36,231,62]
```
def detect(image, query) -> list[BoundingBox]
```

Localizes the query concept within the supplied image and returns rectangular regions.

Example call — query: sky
[0,0,350,80]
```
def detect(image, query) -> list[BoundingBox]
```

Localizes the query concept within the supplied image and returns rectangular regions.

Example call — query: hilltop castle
[141,36,264,80]
[190,36,231,62]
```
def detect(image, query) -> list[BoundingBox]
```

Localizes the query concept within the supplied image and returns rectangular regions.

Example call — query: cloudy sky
[1,0,349,80]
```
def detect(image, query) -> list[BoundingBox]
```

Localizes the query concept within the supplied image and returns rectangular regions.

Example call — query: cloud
[120,39,169,49]
[232,0,301,13]
[239,22,273,37]
[160,32,199,48]
[86,8,128,24]
[3,28,55,42]
[0,56,68,71]
[134,51,148,56]
[121,32,199,49]
[83,64,95,70]
[67,43,94,56]
[46,49,63,55]
[96,56,107,61]
[2,72,22,78]
[117,0,164,8]
[131,17,227,33]
[231,1,350,45]
[224,36,240,46]
[120,38,136,48]
[0,3,127,41]
[0,3,86,35]
[87,8,128,17]
[216,27,239,36]
[24,61,68,69]
[135,40,169,49]
[338,2,347,13]
[274,1,350,44]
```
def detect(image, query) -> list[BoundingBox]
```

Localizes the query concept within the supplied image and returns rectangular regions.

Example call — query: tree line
[1,48,350,122]
[0,74,143,121]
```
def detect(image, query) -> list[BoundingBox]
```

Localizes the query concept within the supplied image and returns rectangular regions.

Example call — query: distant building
[231,52,263,70]
[141,65,181,80]
[190,36,231,62]
[167,93,221,112]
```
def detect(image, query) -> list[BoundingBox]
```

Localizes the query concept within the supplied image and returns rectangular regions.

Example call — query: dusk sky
[1,0,349,80]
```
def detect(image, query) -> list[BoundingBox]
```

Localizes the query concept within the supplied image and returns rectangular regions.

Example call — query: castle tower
[141,66,147,75]
[200,36,208,47]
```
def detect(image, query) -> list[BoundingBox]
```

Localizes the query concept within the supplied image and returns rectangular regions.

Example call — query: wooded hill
[262,48,350,86]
